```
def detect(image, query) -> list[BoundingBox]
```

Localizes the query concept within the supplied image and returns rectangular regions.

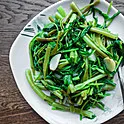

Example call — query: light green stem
[83,35,108,58]
[57,6,67,17]
[70,2,82,16]
[75,74,107,91]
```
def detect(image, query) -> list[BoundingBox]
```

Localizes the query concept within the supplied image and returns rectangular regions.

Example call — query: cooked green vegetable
[57,6,67,17]
[25,0,123,120]
[43,45,51,79]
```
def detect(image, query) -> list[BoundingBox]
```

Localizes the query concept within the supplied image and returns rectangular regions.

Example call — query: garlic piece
[104,57,116,72]
[50,54,61,71]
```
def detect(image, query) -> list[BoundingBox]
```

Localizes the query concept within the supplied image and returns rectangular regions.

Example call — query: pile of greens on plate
[25,0,123,120]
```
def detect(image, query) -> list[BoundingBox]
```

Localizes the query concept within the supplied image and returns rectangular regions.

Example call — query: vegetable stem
[80,25,118,39]
[57,6,67,17]
[75,74,107,91]
[43,45,51,79]
[70,2,82,16]
[83,35,108,58]
[25,69,54,104]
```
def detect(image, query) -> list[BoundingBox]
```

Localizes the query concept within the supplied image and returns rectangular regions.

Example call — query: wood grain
[0,0,123,124]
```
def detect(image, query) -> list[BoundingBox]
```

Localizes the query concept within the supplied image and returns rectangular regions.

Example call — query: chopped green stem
[89,64,92,78]
[92,67,105,74]
[97,57,101,67]
[57,6,67,17]
[49,16,55,22]
[68,83,75,93]
[82,57,89,81]
[36,37,56,42]
[55,12,63,20]
[34,83,46,90]
[107,1,113,15]
[58,61,69,69]
[29,39,35,74]
[43,45,51,79]
[96,102,104,110]
[77,97,83,105]
[41,80,61,90]
[83,35,108,58]
[64,75,75,93]
[75,74,107,91]
[106,11,120,27]
[60,48,79,53]
[70,2,82,16]
[81,0,100,13]
[81,100,89,110]
[80,25,118,39]
[91,27,118,39]
[34,44,47,57]
[29,33,42,74]
[52,102,96,119]
[96,68,105,74]
[95,34,112,57]
[89,83,104,86]
[48,29,57,36]
[25,69,54,104]
[51,31,64,56]
[72,91,82,98]
[72,76,80,81]
[115,56,123,71]
[45,79,55,85]
[52,90,63,99]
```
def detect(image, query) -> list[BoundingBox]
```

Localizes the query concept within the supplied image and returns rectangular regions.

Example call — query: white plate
[9,0,124,124]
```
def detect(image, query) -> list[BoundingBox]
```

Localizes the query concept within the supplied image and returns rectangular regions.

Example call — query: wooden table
[0,0,123,123]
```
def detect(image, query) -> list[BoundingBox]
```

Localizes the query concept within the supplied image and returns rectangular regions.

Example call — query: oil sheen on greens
[25,0,124,120]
